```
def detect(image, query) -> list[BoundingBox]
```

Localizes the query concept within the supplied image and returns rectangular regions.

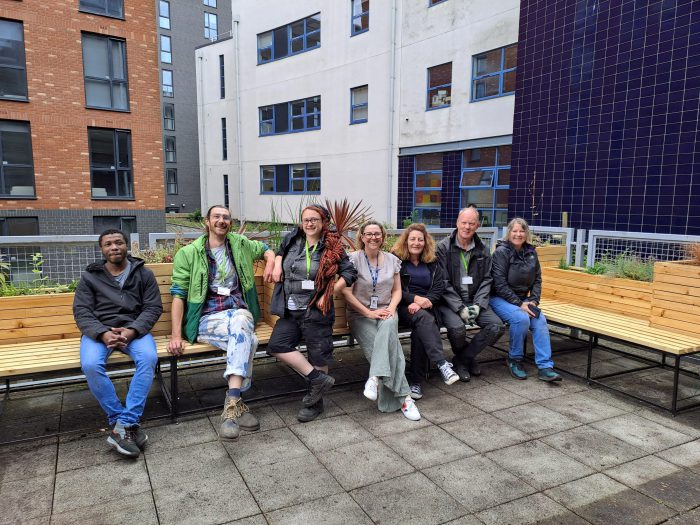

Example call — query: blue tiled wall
[397,156,415,227]
[511,0,699,234]
[440,151,461,228]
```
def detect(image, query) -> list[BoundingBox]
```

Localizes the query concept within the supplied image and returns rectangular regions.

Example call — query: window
[164,135,176,163]
[427,62,452,109]
[166,168,178,194]
[204,12,218,40]
[223,174,229,208]
[257,13,320,64]
[160,35,172,63]
[79,0,123,18]
[204,0,217,6]
[459,145,511,226]
[0,19,28,101]
[82,34,128,111]
[472,44,517,101]
[413,153,442,226]
[259,96,321,136]
[93,216,136,237]
[0,217,38,236]
[0,121,35,198]
[162,70,173,97]
[88,128,133,199]
[159,1,170,29]
[163,104,175,130]
[351,0,369,35]
[260,163,320,194]
[219,55,225,98]
[350,85,368,124]
[221,118,227,160]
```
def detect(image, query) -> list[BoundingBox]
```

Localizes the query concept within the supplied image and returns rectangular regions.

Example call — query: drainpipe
[233,18,245,222]
[386,0,399,225]
[197,55,208,212]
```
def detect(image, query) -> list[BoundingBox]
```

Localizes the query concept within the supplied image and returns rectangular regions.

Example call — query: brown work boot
[219,395,260,440]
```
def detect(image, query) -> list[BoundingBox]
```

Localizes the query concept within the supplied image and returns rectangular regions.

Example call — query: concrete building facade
[196,0,519,227]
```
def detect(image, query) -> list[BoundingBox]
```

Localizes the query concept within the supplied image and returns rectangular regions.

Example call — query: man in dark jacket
[436,207,505,381]
[73,229,163,458]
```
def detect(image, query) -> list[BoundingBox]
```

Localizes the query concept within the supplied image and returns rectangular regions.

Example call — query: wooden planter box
[650,261,700,336]
[536,245,567,267]
[541,267,652,320]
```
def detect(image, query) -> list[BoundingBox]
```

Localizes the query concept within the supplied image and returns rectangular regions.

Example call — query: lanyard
[364,251,379,292]
[305,240,317,279]
[459,250,472,274]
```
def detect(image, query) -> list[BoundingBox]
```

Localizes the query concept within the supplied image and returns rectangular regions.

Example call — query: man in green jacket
[167,205,275,439]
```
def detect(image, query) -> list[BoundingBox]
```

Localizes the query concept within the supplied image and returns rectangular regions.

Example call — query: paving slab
[53,460,151,514]
[271,396,344,426]
[541,425,647,470]
[540,391,628,423]
[223,427,312,471]
[350,407,431,437]
[0,440,56,482]
[476,493,589,525]
[656,439,700,472]
[289,414,373,453]
[56,431,133,472]
[448,384,531,412]
[264,492,373,524]
[326,387,377,413]
[138,415,218,454]
[441,516,485,525]
[381,425,477,469]
[412,392,485,424]
[239,454,343,513]
[636,407,700,439]
[349,471,466,525]
[146,440,234,488]
[662,507,700,525]
[487,440,595,490]
[0,474,54,522]
[544,473,676,525]
[423,455,536,512]
[153,469,260,525]
[223,515,268,525]
[0,392,63,420]
[0,414,60,442]
[58,408,107,432]
[441,414,531,453]
[591,413,694,453]
[579,388,646,412]
[491,402,581,438]
[50,490,158,525]
[496,375,587,401]
[318,438,414,490]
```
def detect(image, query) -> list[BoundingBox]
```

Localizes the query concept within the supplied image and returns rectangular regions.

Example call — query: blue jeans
[489,296,554,369]
[80,333,158,426]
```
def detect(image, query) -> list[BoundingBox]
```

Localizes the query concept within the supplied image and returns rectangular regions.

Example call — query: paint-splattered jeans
[197,308,258,392]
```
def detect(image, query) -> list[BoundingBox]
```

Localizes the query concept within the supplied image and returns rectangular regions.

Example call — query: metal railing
[586,230,700,268]
[499,226,575,265]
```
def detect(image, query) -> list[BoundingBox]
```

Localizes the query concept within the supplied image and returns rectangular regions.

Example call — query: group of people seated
[73,204,561,459]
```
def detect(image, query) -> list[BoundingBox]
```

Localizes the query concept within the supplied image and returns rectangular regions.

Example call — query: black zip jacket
[398,259,445,306]
[73,256,163,341]
[436,230,493,312]
[491,240,542,306]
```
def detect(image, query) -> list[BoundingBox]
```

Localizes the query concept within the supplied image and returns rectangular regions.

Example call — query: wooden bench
[0,263,351,421]
[539,298,700,414]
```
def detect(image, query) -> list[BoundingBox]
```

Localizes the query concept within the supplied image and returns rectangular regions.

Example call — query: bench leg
[586,333,594,383]
[170,356,179,420]
[0,378,8,418]
[671,355,680,416]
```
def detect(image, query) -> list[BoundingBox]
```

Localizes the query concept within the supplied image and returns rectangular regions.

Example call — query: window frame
[413,155,442,227]
[471,43,517,102]
[350,0,369,36]
[259,95,321,136]
[162,69,173,98]
[163,104,175,130]
[223,174,230,209]
[159,0,171,29]
[82,33,129,112]
[458,145,511,227]
[160,34,172,63]
[350,85,368,124]
[426,62,452,110]
[219,54,225,98]
[166,168,178,195]
[164,135,176,163]
[203,0,217,7]
[257,13,321,65]
[0,217,39,236]
[221,117,227,160]
[259,163,321,195]
[93,215,136,237]
[204,12,218,40]
[78,0,124,19]
[88,127,133,200]
[0,120,36,199]
[0,19,28,102]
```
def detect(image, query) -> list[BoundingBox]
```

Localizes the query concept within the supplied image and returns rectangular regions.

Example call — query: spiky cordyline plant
[324,198,372,249]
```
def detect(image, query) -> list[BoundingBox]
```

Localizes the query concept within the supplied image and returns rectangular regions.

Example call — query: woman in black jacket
[489,218,562,382]
[391,223,459,399]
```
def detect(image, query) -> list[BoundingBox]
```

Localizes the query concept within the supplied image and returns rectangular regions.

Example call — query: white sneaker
[363,376,379,401]
[401,396,421,421]
[438,361,459,386]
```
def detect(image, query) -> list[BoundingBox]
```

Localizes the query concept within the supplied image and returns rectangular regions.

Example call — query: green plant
[402,210,419,228]
[131,233,190,263]
[31,253,48,285]
[187,208,203,223]
[324,198,372,249]
[557,257,569,270]
[585,254,654,282]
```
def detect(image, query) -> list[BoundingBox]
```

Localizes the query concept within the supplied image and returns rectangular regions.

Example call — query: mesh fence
[588,235,698,266]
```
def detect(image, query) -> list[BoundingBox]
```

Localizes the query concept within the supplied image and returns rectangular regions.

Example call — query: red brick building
[0,0,164,238]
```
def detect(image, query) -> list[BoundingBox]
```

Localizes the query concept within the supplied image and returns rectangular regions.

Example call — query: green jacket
[170,233,266,343]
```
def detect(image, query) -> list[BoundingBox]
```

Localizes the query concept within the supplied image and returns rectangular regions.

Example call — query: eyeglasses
[302,218,321,224]
[363,232,383,238]
[210,214,232,222]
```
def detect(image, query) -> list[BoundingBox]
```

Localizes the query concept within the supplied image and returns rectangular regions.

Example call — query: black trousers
[267,308,334,367]
[398,306,445,384]
[438,304,505,363]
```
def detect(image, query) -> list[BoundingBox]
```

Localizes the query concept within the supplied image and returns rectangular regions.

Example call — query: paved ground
[1,336,700,525]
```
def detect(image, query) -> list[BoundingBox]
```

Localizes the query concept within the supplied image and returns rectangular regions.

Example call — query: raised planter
[536,245,566,267]
[650,261,700,336]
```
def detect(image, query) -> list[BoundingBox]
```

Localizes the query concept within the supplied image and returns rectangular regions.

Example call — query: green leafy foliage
[585,254,654,282]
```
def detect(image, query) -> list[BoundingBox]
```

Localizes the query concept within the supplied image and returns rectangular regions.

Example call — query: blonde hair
[503,217,532,244]
[391,223,437,263]
[357,220,387,251]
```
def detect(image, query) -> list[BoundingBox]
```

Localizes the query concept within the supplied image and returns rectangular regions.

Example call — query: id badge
[369,295,379,310]
[301,280,315,290]
[461,276,473,285]
[217,286,231,296]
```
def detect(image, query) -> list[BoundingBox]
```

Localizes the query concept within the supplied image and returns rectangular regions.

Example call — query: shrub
[585,254,654,282]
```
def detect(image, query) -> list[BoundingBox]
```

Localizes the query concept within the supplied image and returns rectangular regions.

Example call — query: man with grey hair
[436,206,505,381]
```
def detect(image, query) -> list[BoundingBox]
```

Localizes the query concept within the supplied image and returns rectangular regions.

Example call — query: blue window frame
[412,153,443,227]
[351,0,369,36]
[259,96,321,136]
[260,163,320,194]
[257,14,320,64]
[459,145,511,226]
[427,62,452,109]
[472,44,517,101]
[350,85,368,124]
